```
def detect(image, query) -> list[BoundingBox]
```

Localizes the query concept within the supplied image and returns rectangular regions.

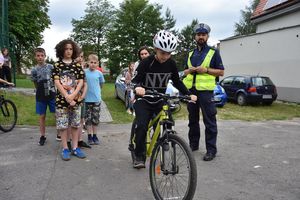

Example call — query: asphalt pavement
[0,118,299,200]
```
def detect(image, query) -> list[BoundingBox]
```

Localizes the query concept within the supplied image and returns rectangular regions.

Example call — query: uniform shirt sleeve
[211,49,224,70]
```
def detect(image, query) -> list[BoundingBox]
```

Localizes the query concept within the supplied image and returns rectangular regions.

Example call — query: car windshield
[251,77,273,86]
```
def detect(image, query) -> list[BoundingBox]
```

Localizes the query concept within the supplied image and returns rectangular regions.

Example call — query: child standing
[52,39,86,161]
[1,48,12,82]
[75,51,91,148]
[31,48,56,146]
[125,62,135,115]
[84,54,105,145]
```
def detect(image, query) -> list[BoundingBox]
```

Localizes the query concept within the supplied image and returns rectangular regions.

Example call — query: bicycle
[0,86,18,132]
[128,91,197,200]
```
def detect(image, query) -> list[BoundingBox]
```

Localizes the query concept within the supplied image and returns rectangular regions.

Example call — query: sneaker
[126,109,132,115]
[78,140,91,149]
[61,149,71,161]
[38,136,46,146]
[56,134,61,141]
[133,156,145,169]
[92,135,100,145]
[88,134,93,145]
[72,148,86,159]
[67,141,72,151]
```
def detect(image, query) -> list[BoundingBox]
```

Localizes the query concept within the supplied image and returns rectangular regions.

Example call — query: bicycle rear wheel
[149,133,197,200]
[0,99,17,132]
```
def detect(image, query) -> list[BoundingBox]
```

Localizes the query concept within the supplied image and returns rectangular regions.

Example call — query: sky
[41,0,251,59]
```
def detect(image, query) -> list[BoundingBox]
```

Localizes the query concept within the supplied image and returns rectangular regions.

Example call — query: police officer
[183,23,224,161]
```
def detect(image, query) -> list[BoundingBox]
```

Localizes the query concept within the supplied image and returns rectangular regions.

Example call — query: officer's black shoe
[203,152,216,161]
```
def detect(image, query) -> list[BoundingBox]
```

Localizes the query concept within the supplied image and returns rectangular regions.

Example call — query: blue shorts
[36,99,55,115]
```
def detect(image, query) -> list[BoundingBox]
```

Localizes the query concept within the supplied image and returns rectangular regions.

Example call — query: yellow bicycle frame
[146,104,170,157]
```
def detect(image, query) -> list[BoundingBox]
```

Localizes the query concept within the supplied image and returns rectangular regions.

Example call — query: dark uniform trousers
[187,87,218,154]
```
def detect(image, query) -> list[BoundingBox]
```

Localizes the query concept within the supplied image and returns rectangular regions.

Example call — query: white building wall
[257,11,300,32]
[220,25,300,103]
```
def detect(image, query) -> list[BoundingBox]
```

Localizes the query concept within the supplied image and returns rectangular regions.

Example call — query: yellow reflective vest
[183,49,216,91]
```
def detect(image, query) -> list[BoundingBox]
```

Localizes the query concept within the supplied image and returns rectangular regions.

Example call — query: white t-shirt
[0,54,4,65]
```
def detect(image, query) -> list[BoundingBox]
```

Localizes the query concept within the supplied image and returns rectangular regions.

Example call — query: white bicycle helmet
[153,30,178,52]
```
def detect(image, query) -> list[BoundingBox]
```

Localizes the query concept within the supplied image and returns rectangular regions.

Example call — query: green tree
[7,0,51,72]
[174,19,198,70]
[234,0,260,36]
[71,0,116,59]
[106,0,164,75]
[163,8,176,32]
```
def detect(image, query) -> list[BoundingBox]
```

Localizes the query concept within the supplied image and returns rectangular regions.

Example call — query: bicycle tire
[0,99,17,132]
[149,133,197,200]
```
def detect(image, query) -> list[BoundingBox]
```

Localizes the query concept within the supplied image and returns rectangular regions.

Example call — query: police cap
[193,23,211,34]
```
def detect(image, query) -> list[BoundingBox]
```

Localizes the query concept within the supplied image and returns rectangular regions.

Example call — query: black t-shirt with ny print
[132,55,190,101]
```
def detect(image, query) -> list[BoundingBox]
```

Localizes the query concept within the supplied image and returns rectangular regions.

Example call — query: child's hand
[135,87,145,96]
[189,95,197,103]
[69,100,76,106]
[64,94,73,103]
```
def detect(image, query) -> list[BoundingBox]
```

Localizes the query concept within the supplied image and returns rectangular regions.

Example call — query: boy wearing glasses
[84,54,105,145]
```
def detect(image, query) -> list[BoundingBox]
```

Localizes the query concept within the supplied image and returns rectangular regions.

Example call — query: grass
[16,77,34,88]
[174,101,300,121]
[4,79,300,126]
[102,83,134,124]
[90,83,300,123]
[2,92,55,126]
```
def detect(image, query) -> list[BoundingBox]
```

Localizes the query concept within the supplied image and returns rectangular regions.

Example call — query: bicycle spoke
[150,134,196,200]
[0,100,17,132]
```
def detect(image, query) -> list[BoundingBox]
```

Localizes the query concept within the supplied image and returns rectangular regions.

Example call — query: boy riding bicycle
[131,30,197,168]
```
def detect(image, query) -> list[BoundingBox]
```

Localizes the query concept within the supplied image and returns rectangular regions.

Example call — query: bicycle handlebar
[140,90,191,102]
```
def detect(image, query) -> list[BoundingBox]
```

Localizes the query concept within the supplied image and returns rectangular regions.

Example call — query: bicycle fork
[160,133,179,176]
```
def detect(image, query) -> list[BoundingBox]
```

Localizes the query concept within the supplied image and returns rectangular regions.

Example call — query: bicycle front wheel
[149,133,197,200]
[0,99,17,132]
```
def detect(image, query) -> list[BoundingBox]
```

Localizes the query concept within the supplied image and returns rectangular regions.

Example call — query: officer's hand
[135,87,145,96]
[195,66,207,74]
[189,67,197,73]
[189,95,197,102]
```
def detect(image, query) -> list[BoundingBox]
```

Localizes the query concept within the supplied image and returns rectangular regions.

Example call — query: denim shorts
[36,99,55,115]
[55,106,81,130]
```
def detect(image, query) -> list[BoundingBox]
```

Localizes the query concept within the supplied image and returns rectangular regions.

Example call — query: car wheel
[115,87,120,99]
[237,93,246,106]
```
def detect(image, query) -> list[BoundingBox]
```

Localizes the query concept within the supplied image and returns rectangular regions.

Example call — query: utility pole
[1,0,9,47]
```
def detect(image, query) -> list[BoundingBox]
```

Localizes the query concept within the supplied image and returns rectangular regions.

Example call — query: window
[221,77,234,86]
[264,0,289,10]
[252,77,274,86]
[233,77,246,87]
